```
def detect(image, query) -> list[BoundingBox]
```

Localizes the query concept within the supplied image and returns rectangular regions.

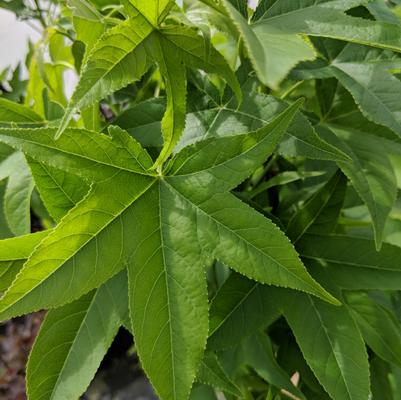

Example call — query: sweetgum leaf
[0,102,336,400]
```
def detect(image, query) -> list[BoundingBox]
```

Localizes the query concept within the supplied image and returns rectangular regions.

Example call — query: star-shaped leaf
[57,2,241,168]
[0,99,337,399]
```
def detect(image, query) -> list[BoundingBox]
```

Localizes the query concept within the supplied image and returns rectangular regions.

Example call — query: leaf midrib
[157,182,177,400]
[0,130,153,177]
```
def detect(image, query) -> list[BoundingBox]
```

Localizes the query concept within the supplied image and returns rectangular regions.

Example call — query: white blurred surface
[0,9,41,69]
[249,0,259,9]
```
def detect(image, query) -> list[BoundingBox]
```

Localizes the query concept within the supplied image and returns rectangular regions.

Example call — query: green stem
[280,80,304,100]
[33,0,47,28]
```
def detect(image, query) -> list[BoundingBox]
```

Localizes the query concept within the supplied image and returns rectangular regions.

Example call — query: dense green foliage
[1,0,401,399]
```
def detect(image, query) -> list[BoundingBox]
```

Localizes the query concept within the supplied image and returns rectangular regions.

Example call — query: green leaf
[171,189,337,304]
[127,0,174,26]
[168,99,304,192]
[57,15,155,137]
[370,356,394,400]
[0,98,42,125]
[0,231,48,293]
[0,182,13,239]
[113,97,165,147]
[331,45,401,138]
[28,159,90,222]
[240,333,306,400]
[27,271,128,400]
[127,182,209,400]
[167,102,338,303]
[178,78,348,162]
[287,169,347,242]
[368,1,401,25]
[247,171,325,200]
[196,352,242,396]
[345,292,401,367]
[68,0,106,56]
[190,384,218,400]
[0,151,34,235]
[151,26,241,166]
[298,234,401,290]
[0,127,155,181]
[255,0,401,53]
[320,83,399,144]
[318,126,397,249]
[0,102,337,399]
[0,172,154,320]
[208,272,280,350]
[223,0,316,88]
[276,288,370,400]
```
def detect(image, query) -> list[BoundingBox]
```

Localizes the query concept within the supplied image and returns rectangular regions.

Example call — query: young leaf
[223,0,316,88]
[150,26,241,166]
[57,15,155,137]
[27,271,128,400]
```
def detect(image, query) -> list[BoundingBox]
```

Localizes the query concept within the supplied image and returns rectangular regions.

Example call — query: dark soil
[0,318,157,400]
